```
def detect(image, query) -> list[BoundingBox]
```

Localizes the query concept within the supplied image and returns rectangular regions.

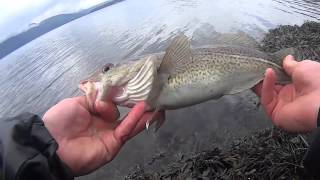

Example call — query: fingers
[113,102,146,144]
[74,96,120,122]
[95,100,120,122]
[283,55,298,76]
[261,68,278,116]
[261,69,276,105]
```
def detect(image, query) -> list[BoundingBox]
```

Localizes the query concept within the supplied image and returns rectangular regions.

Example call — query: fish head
[79,61,139,109]
[79,56,158,110]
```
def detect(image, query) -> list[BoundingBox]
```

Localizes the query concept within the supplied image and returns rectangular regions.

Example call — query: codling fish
[79,35,292,128]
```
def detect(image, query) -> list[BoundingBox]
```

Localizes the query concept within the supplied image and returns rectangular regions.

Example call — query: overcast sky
[0,0,106,42]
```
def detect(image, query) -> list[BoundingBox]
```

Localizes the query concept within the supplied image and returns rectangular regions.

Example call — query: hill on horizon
[0,0,124,60]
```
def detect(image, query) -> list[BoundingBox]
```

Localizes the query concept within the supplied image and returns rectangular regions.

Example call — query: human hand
[253,55,320,132]
[43,96,163,176]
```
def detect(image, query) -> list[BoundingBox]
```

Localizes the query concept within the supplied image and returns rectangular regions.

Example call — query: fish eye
[102,63,114,73]
[102,66,110,72]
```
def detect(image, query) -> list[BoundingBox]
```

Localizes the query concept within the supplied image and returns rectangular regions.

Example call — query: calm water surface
[0,0,319,179]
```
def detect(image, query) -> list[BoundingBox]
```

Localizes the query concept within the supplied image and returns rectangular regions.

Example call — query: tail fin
[271,48,297,84]
[272,47,298,63]
[273,67,291,85]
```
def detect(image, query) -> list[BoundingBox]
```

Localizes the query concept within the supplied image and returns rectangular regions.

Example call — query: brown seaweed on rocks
[261,21,320,61]
[125,129,313,180]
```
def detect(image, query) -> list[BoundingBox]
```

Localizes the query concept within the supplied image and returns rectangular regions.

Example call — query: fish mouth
[79,80,101,112]
[79,80,122,111]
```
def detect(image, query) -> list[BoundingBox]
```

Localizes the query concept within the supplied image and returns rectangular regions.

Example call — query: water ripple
[273,0,320,20]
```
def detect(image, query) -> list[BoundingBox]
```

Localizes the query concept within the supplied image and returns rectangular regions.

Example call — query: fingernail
[265,68,271,76]
[286,55,295,61]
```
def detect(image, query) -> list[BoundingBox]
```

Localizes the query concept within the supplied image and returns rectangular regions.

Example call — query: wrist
[43,120,75,175]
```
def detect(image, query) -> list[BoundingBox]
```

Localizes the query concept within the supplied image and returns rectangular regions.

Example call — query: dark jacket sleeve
[0,113,74,180]
[303,109,320,179]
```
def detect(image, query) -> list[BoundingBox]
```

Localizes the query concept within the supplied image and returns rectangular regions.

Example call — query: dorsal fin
[159,34,192,75]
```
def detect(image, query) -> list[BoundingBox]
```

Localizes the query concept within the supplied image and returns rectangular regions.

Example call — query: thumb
[95,101,120,122]
[283,55,298,76]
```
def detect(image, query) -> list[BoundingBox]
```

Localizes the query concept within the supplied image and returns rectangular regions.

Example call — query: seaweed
[125,129,313,180]
[261,21,320,61]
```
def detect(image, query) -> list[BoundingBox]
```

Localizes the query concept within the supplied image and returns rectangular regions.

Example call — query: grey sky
[0,0,105,42]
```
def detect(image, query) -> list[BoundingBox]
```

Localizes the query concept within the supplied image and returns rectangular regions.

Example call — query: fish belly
[157,82,225,109]
[157,73,263,110]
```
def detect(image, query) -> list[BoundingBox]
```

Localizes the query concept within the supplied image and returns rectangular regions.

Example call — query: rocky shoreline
[125,129,311,180]
[261,21,320,61]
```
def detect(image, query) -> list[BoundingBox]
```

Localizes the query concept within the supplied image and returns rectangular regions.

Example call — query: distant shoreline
[0,0,125,60]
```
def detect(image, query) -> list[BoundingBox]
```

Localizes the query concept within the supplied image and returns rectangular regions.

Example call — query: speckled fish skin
[147,35,291,110]
[79,35,292,113]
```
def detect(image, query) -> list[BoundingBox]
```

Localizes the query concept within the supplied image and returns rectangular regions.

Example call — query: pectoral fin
[159,34,193,75]
[145,109,165,132]
[146,34,192,108]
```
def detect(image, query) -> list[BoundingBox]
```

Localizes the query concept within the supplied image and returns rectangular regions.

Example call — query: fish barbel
[79,35,292,127]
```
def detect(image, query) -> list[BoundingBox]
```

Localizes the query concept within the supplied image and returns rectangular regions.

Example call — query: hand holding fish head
[79,56,159,112]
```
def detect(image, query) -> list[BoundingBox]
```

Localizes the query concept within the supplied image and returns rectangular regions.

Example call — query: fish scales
[79,34,293,124]
[166,53,279,90]
[152,36,290,110]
